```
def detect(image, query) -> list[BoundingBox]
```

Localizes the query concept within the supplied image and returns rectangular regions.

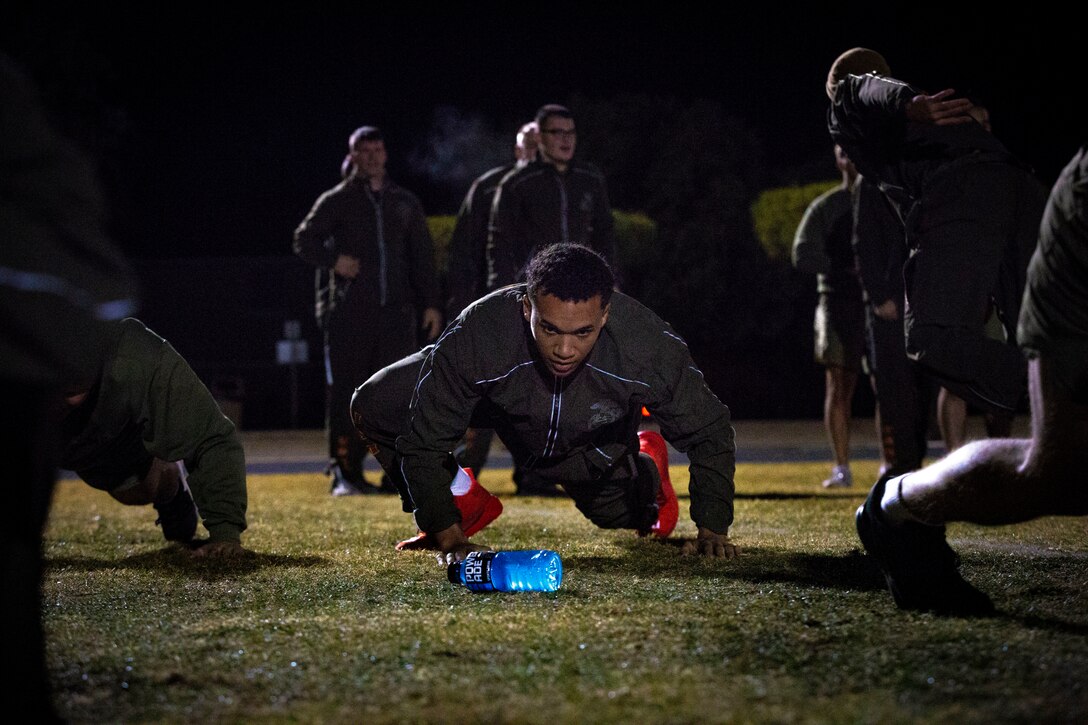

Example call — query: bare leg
[937,387,968,451]
[899,358,1088,524]
[825,366,858,467]
[871,374,892,474]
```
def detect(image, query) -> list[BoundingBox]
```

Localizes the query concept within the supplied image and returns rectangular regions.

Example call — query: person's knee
[109,459,180,506]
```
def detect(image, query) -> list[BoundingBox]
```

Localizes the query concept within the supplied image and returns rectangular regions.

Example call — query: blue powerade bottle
[448,550,563,592]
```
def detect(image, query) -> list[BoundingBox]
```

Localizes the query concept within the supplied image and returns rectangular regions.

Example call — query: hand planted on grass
[680,527,740,559]
[432,522,493,566]
[189,540,248,558]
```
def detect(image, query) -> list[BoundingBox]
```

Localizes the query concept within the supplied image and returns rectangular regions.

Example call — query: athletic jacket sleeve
[589,176,616,269]
[292,190,340,269]
[852,179,905,306]
[134,325,248,542]
[646,335,736,533]
[402,194,442,311]
[792,193,833,275]
[446,184,483,318]
[487,174,524,287]
[395,326,481,533]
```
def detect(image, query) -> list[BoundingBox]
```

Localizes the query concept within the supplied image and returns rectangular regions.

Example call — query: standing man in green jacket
[294,125,443,496]
[61,317,249,556]
[353,244,739,564]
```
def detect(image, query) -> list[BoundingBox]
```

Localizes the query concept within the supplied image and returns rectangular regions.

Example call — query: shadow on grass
[567,543,887,593]
[570,542,1088,633]
[46,547,326,579]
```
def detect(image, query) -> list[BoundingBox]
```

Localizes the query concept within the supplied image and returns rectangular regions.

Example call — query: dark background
[4,4,1082,428]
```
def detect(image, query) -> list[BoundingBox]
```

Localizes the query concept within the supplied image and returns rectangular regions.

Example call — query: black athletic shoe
[856,475,994,617]
[154,485,198,543]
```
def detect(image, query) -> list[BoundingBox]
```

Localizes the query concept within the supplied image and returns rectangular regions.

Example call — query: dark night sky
[3,4,1082,260]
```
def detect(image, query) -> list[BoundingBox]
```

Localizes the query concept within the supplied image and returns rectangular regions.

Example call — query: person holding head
[61,317,249,557]
[825,48,1047,464]
[352,243,739,563]
[487,104,615,290]
[792,144,868,488]
[856,144,1088,616]
[294,125,443,496]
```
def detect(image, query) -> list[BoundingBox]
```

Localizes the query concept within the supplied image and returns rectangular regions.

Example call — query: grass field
[44,461,1088,723]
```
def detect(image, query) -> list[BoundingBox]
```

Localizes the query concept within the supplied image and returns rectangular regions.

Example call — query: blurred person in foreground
[1,51,138,721]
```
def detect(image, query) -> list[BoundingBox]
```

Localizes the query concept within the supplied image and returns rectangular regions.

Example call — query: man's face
[350,139,388,179]
[538,115,576,166]
[522,292,609,378]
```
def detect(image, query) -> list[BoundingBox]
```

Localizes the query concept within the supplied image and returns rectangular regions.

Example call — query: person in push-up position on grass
[352,243,739,564]
[61,317,249,558]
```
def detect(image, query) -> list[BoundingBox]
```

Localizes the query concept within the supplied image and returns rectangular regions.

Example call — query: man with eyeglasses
[487,104,615,291]
[486,105,616,495]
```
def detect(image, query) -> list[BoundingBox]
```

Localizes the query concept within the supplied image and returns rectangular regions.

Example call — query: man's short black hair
[525,243,613,307]
[349,125,383,148]
[534,104,573,128]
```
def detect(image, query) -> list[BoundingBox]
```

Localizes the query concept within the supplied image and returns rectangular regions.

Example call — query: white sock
[879,473,925,525]
[449,466,473,497]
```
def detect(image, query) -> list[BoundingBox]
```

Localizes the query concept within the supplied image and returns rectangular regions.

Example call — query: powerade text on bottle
[447,550,563,592]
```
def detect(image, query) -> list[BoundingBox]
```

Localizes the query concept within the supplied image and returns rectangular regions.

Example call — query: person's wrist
[432,523,468,552]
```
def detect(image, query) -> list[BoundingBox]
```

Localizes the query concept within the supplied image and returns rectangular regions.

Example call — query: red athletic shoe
[638,430,678,538]
[458,468,504,537]
[394,468,503,550]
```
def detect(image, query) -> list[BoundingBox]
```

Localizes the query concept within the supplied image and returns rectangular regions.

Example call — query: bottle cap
[447,561,461,584]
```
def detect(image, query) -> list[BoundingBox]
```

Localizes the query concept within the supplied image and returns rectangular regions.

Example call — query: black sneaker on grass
[154,485,198,543]
[856,474,994,617]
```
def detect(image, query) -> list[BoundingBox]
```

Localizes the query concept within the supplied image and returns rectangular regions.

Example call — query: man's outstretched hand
[680,527,740,559]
